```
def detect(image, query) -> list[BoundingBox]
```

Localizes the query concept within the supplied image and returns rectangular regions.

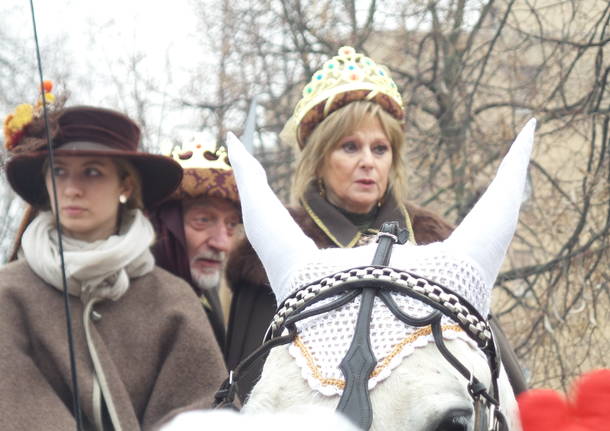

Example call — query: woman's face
[45,156,132,242]
[320,115,393,214]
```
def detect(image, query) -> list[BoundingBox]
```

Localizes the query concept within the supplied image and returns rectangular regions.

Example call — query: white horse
[172,120,536,431]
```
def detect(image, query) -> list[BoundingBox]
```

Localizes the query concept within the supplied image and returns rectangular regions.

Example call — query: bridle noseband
[215,222,509,431]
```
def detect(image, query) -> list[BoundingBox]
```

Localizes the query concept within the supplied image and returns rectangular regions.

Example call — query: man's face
[183,196,241,291]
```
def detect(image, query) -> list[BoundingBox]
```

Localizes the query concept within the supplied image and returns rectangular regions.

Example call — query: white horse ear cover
[226,132,319,293]
[226,118,536,298]
[445,118,537,288]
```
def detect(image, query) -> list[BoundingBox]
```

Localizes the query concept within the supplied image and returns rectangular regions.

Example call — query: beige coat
[0,260,226,430]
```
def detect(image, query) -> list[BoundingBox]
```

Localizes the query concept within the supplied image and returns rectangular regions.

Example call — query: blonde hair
[291,101,407,209]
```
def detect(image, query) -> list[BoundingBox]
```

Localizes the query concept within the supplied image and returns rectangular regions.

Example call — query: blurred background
[1,0,608,391]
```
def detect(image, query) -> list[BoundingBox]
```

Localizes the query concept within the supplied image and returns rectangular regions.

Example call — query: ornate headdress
[280,46,404,149]
[3,80,56,152]
[164,133,239,204]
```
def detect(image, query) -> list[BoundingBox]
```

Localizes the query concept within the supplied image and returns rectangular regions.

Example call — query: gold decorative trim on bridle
[292,324,463,390]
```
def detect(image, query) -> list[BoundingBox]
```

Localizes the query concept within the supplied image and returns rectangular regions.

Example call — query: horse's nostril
[433,408,471,431]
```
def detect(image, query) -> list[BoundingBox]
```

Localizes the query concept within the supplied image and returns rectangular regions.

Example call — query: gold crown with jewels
[162,134,238,203]
[280,46,404,149]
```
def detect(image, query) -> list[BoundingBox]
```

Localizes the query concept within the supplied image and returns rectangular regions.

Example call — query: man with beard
[151,134,240,350]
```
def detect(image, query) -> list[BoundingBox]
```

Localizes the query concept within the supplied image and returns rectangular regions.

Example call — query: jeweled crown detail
[164,134,231,171]
[299,46,402,111]
[281,46,404,148]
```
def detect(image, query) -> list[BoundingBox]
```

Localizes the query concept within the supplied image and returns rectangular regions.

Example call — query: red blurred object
[518,369,610,431]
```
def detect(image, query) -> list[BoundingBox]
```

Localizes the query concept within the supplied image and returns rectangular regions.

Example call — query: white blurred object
[161,405,359,431]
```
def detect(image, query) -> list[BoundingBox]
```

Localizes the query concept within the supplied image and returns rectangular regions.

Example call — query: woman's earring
[317,177,326,198]
[119,194,127,204]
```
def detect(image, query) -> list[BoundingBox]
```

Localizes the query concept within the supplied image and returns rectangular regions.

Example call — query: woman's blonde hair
[291,101,407,209]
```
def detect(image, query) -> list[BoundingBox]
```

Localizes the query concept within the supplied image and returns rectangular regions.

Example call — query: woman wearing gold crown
[225,46,526,402]
[0,91,226,429]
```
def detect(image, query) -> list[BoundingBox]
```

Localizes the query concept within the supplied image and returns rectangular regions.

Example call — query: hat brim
[6,149,182,209]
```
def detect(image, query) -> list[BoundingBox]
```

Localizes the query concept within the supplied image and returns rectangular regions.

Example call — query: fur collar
[226,202,453,293]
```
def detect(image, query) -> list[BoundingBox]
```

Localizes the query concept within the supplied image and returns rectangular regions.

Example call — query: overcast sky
[3,0,212,146]
[7,0,201,75]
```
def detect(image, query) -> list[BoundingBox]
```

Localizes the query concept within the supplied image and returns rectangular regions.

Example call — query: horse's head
[225,119,535,430]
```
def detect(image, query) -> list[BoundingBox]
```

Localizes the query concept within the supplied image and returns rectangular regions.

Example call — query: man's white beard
[191,269,221,291]
[189,250,226,291]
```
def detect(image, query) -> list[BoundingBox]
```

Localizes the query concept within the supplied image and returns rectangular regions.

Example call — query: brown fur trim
[226,206,332,292]
[225,234,267,290]
[405,202,454,245]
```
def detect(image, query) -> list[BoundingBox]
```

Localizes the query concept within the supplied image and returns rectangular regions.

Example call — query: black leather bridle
[215,222,509,431]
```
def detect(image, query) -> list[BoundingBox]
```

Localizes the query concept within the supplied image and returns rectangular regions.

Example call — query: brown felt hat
[5,105,182,209]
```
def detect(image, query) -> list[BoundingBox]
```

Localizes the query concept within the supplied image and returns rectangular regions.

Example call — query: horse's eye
[434,409,471,431]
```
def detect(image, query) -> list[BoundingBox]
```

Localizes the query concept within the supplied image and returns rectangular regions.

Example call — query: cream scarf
[21,209,155,303]
[21,208,155,431]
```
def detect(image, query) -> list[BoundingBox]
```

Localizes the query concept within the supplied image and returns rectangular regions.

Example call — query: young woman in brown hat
[224,47,526,402]
[0,101,226,429]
